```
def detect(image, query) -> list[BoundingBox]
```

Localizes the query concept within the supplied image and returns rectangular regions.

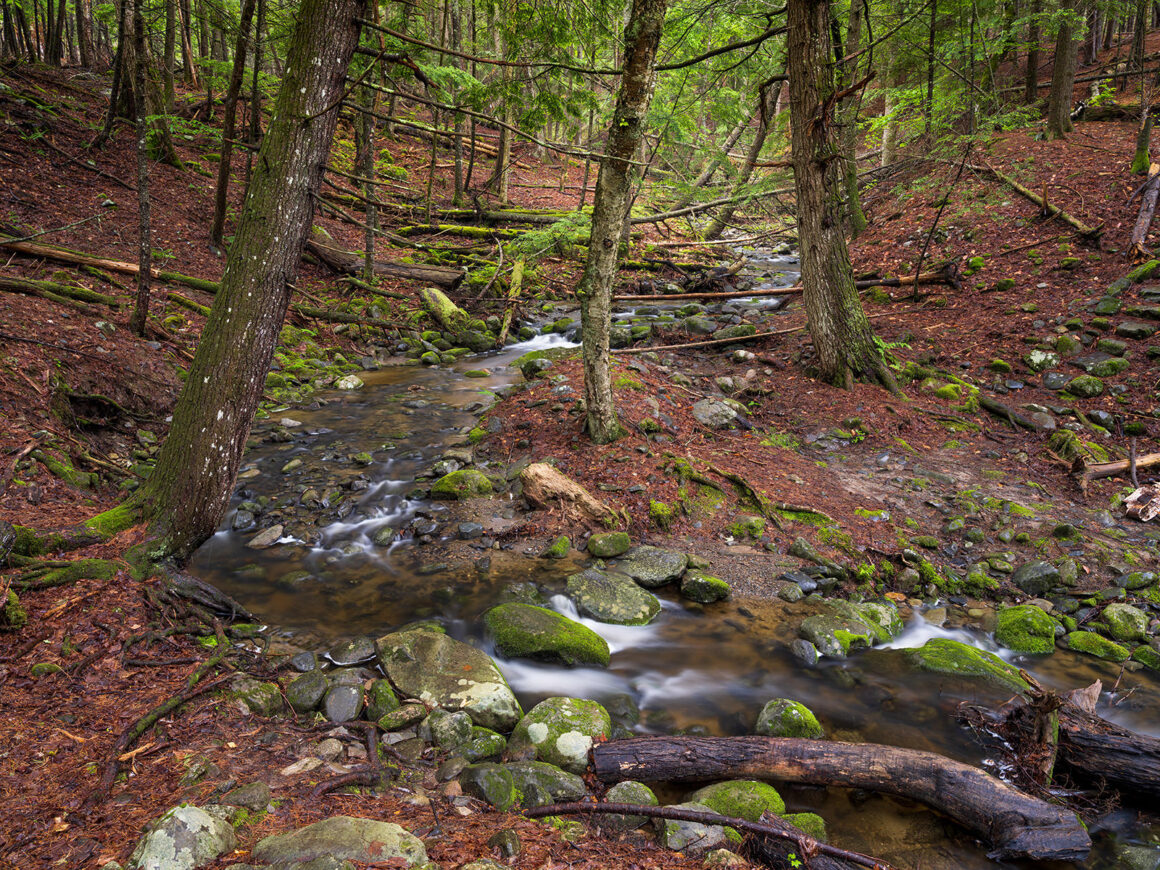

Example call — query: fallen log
[979,396,1043,431]
[0,238,220,294]
[1131,166,1160,257]
[611,265,959,303]
[1125,484,1160,521]
[304,238,464,290]
[590,736,1091,861]
[0,275,119,310]
[1076,451,1160,483]
[971,165,1103,238]
[519,462,620,528]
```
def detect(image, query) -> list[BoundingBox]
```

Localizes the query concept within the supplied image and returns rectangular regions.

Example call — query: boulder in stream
[798,614,876,660]
[430,469,494,500]
[754,698,824,739]
[615,545,688,588]
[375,628,522,731]
[508,696,611,773]
[903,638,1029,693]
[688,780,786,820]
[565,568,661,625]
[483,603,610,668]
[995,605,1058,654]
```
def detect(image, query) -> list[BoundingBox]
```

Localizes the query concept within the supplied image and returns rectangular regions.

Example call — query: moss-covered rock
[540,535,570,559]
[601,781,658,830]
[829,600,903,643]
[905,638,1029,693]
[995,605,1057,655]
[233,679,284,717]
[654,802,728,855]
[798,614,875,660]
[1131,645,1160,671]
[680,571,731,603]
[508,697,611,773]
[1101,602,1148,642]
[1063,630,1130,662]
[2,590,27,631]
[565,568,661,625]
[365,679,400,721]
[430,469,493,500]
[1064,375,1105,398]
[419,286,469,332]
[506,760,589,802]
[783,812,828,842]
[483,603,610,668]
[587,532,631,557]
[754,698,824,739]
[616,545,688,587]
[375,628,522,730]
[285,670,328,714]
[459,763,518,811]
[688,780,785,820]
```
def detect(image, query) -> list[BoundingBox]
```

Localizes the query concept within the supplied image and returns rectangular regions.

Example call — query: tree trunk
[131,0,364,562]
[129,0,150,337]
[837,0,866,236]
[1046,0,1080,139]
[577,0,667,444]
[788,0,896,391]
[209,0,257,249]
[590,737,1091,862]
[163,0,176,112]
[73,0,91,67]
[703,82,779,240]
[1024,0,1041,105]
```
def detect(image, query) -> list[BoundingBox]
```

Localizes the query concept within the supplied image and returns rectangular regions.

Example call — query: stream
[189,249,1160,869]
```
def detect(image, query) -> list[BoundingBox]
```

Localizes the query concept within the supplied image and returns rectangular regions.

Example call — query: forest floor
[1,57,1158,870]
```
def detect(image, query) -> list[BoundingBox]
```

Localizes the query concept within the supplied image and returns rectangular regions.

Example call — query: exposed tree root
[10,558,119,590]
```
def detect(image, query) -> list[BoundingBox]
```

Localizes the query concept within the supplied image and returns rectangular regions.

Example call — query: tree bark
[788,0,896,391]
[129,0,151,337]
[1024,0,1041,105]
[131,0,364,562]
[590,737,1091,862]
[209,0,257,249]
[703,80,780,240]
[1046,0,1080,139]
[578,0,667,443]
[837,0,866,236]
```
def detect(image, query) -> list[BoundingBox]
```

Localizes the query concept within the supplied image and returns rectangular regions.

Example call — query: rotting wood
[0,238,220,294]
[1124,484,1160,521]
[972,164,1103,238]
[0,275,120,308]
[1130,165,1160,257]
[590,736,1091,861]
[519,462,619,528]
[495,259,524,347]
[524,802,888,870]
[979,395,1043,431]
[304,238,464,290]
[1076,451,1160,483]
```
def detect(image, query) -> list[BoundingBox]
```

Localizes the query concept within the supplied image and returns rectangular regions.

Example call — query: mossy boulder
[783,813,828,842]
[995,605,1057,655]
[129,804,238,870]
[365,679,400,721]
[600,782,658,831]
[1011,560,1060,597]
[459,763,518,811]
[904,638,1029,693]
[463,727,508,762]
[506,760,589,802]
[251,815,427,866]
[587,531,631,557]
[566,568,661,625]
[430,469,493,500]
[375,627,522,730]
[233,679,284,717]
[1132,645,1160,671]
[1063,630,1130,662]
[1064,375,1105,398]
[540,535,570,559]
[654,802,728,855]
[508,697,611,773]
[419,286,469,332]
[483,603,610,668]
[829,600,903,643]
[1101,603,1148,642]
[616,545,689,587]
[798,614,875,660]
[755,698,824,739]
[688,780,785,820]
[680,571,731,603]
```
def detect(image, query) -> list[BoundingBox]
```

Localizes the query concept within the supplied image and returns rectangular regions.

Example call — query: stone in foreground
[252,816,427,866]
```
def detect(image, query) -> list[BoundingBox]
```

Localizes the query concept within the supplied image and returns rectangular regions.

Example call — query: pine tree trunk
[1024,0,1041,105]
[163,0,176,112]
[130,0,151,337]
[788,0,895,392]
[703,82,778,240]
[209,0,257,249]
[73,0,92,66]
[578,0,667,444]
[133,0,364,561]
[837,0,866,237]
[1046,0,1080,139]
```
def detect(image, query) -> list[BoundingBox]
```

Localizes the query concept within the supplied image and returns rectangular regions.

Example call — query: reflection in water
[190,280,1160,869]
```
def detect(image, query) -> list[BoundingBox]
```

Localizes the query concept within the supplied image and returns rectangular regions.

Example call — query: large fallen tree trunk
[304,238,464,290]
[1076,451,1160,484]
[1131,166,1160,257]
[590,736,1091,861]
[971,165,1103,238]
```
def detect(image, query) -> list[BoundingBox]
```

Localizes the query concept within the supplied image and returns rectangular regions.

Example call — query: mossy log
[972,165,1103,238]
[291,304,405,330]
[0,238,221,294]
[396,223,524,239]
[304,238,465,289]
[0,275,120,309]
[590,736,1090,861]
[1131,167,1160,257]
[167,291,211,317]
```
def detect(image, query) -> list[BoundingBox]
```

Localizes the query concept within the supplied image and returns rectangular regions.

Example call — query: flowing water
[190,253,1160,869]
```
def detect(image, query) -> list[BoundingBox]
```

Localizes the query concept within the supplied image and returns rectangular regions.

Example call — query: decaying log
[0,238,220,294]
[304,238,464,290]
[1131,166,1160,257]
[519,463,620,528]
[590,736,1091,862]
[971,164,1103,238]
[1076,451,1160,483]
[1125,484,1160,521]
[978,396,1044,431]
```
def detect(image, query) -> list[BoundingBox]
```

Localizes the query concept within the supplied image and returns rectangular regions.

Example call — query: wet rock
[462,727,507,761]
[334,375,364,390]
[375,628,522,731]
[689,780,785,819]
[129,804,237,870]
[565,568,661,625]
[599,781,657,830]
[1115,321,1157,340]
[755,698,824,739]
[246,525,284,549]
[219,782,272,812]
[378,703,428,731]
[798,614,874,660]
[692,398,740,429]
[828,600,903,643]
[995,605,1057,655]
[507,697,611,773]
[1114,571,1155,590]
[328,636,375,666]
[483,603,610,668]
[1062,630,1130,662]
[458,522,484,540]
[683,315,719,335]
[426,709,474,750]
[233,679,283,717]
[653,802,727,855]
[1011,560,1060,597]
[285,670,328,714]
[680,571,731,603]
[789,639,820,666]
[372,526,397,547]
[586,531,631,558]
[540,535,570,559]
[431,469,493,500]
[1042,371,1069,390]
[904,638,1029,693]
[323,685,364,724]
[251,816,426,867]
[616,545,688,587]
